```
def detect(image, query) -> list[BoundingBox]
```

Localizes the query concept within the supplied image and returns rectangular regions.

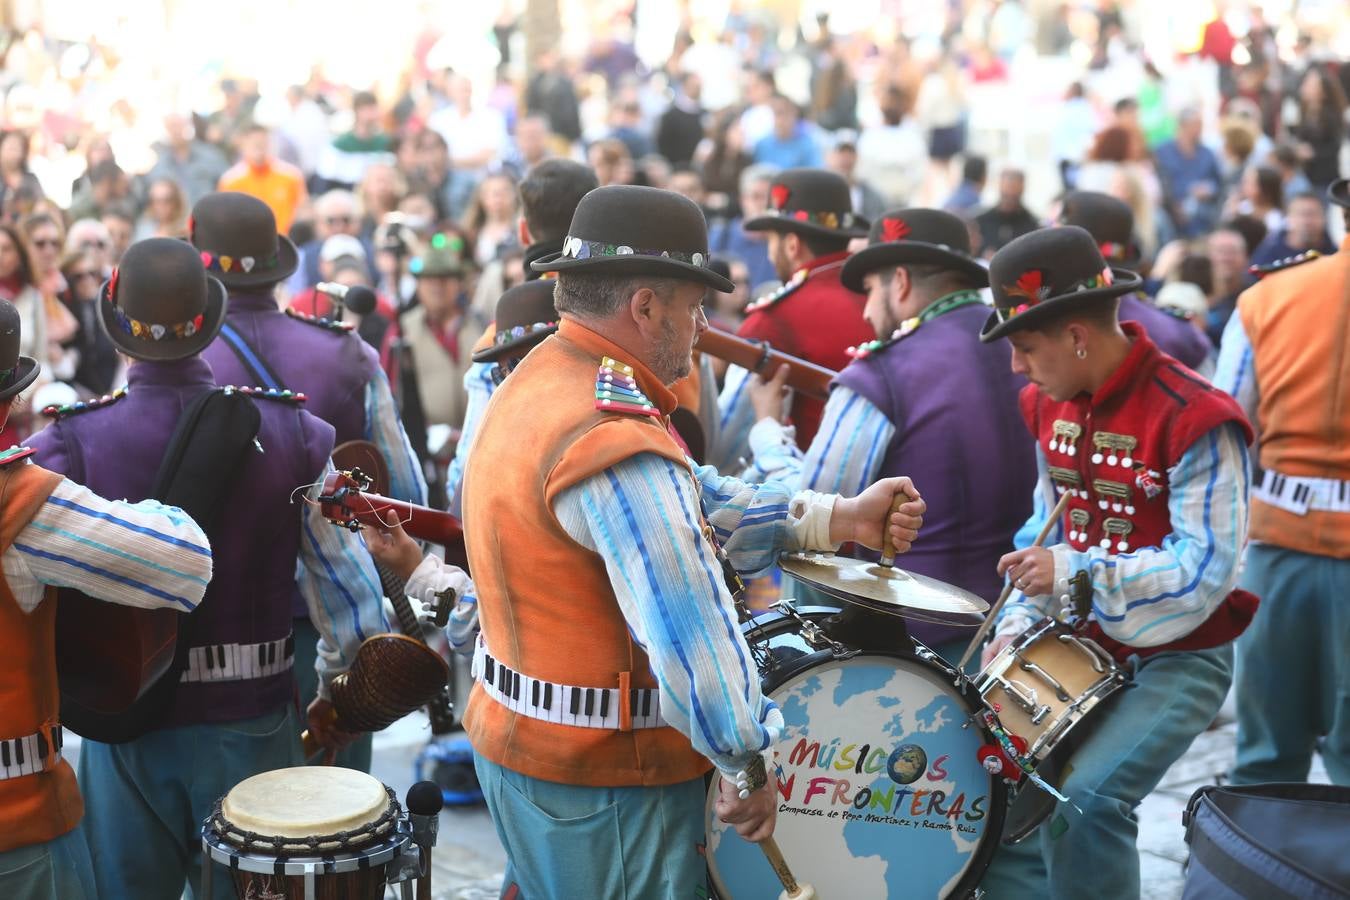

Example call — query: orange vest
[462,319,711,787]
[1238,238,1350,558]
[0,461,83,853]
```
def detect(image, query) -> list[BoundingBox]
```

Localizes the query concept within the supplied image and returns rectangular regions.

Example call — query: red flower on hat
[107,266,119,302]
[881,217,911,242]
[1006,269,1052,304]
[792,210,809,221]
[770,184,790,210]
[200,251,213,268]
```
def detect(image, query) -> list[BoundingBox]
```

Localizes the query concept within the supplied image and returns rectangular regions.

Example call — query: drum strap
[471,636,668,731]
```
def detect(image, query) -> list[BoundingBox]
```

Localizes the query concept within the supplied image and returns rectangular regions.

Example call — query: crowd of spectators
[0,2,1345,451]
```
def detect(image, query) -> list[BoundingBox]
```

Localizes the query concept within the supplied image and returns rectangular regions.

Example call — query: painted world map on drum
[706,655,996,899]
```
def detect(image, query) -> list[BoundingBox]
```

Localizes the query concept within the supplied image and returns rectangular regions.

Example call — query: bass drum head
[706,652,1005,899]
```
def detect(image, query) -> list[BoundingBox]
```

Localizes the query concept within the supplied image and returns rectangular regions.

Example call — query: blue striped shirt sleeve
[1213,311,1260,438]
[1051,422,1250,647]
[706,364,757,471]
[6,476,213,615]
[364,367,429,506]
[445,361,496,518]
[554,453,785,777]
[297,462,390,698]
[798,386,895,496]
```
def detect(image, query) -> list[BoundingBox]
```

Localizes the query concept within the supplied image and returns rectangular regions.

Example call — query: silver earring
[1076,348,1087,359]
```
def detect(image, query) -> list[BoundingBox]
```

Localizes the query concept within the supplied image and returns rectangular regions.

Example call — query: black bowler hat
[840,208,988,292]
[1057,191,1140,267]
[188,192,299,289]
[1329,178,1350,210]
[0,299,40,401]
[472,280,560,364]
[743,168,869,240]
[979,226,1142,343]
[531,185,734,292]
[99,238,227,361]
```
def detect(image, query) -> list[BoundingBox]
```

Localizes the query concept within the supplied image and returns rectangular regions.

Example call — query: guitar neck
[695,327,836,400]
[345,492,464,548]
[374,560,421,638]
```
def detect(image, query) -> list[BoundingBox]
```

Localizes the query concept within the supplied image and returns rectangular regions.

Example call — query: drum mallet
[957,490,1073,672]
[759,835,818,900]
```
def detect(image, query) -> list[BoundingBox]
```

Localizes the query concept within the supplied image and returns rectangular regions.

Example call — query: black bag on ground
[1183,782,1350,899]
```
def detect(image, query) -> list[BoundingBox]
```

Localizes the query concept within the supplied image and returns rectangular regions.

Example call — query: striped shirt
[363,366,429,506]
[708,364,758,472]
[996,423,1250,647]
[298,464,390,697]
[1212,313,1260,439]
[446,361,497,518]
[554,455,839,777]
[742,386,896,496]
[4,475,212,615]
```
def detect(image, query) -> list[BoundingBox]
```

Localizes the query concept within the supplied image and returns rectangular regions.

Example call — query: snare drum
[976,617,1130,842]
[707,607,1006,899]
[202,767,410,900]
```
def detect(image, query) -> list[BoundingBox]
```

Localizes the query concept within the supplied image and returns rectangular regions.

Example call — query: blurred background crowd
[0,0,1346,460]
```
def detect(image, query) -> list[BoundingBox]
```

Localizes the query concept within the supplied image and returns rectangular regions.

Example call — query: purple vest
[833,303,1036,646]
[28,357,335,728]
[1119,294,1212,371]
[201,291,378,448]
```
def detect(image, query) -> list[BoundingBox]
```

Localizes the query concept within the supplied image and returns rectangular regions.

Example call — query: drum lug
[1057,633,1110,672]
[1018,659,1072,702]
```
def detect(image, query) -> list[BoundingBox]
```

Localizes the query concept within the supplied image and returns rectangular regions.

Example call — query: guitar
[694,326,837,400]
[319,469,464,548]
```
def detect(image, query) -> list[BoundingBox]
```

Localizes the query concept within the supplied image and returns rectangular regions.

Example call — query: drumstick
[957,490,1073,672]
[759,836,818,900]
[878,486,915,568]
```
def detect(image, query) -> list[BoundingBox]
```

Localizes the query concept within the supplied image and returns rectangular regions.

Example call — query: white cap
[320,234,367,263]
[1154,282,1208,320]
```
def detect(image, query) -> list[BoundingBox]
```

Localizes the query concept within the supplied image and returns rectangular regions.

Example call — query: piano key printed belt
[472,635,668,731]
[180,634,295,684]
[1254,470,1350,515]
[0,724,64,781]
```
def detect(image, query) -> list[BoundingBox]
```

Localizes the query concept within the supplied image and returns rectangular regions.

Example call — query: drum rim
[201,823,409,875]
[207,783,402,855]
[711,619,1008,899]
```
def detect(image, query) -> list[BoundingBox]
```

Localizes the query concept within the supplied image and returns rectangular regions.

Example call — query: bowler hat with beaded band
[472,280,560,364]
[979,225,1142,343]
[0,299,41,401]
[531,185,734,292]
[840,208,988,293]
[99,237,227,361]
[742,168,869,240]
[1057,191,1141,267]
[188,191,299,289]
[1328,177,1350,210]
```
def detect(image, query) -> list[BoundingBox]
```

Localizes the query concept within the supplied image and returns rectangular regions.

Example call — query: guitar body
[56,589,183,741]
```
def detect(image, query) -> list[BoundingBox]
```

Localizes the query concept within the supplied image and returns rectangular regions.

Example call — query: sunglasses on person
[32,238,60,250]
[81,239,108,250]
[325,215,354,227]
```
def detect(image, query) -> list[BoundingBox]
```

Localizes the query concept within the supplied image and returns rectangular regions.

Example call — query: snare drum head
[222,767,390,840]
[706,654,1004,899]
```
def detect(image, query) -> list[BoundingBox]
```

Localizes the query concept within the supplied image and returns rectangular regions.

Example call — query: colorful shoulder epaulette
[1249,250,1321,279]
[0,445,35,467]
[42,388,127,419]
[845,316,921,361]
[223,386,308,405]
[743,267,809,314]
[285,307,355,333]
[594,357,659,418]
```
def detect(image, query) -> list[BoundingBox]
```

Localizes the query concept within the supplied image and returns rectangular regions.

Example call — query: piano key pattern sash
[179,633,295,684]
[1254,470,1350,516]
[472,636,667,731]
[0,725,64,781]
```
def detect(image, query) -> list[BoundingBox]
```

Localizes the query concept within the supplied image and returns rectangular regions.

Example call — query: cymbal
[778,553,989,626]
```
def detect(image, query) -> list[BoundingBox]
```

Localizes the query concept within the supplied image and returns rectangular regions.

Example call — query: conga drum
[202,767,410,899]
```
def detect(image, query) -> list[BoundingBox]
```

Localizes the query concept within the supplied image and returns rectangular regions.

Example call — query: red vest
[738,251,872,447]
[1020,323,1257,660]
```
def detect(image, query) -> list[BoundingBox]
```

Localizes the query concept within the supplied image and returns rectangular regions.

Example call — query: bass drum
[706,608,1006,899]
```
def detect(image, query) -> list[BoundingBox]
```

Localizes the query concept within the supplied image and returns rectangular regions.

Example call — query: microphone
[316,282,378,316]
[406,780,443,849]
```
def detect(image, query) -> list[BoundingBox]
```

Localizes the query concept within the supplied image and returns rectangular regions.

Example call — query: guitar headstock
[319,468,375,531]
